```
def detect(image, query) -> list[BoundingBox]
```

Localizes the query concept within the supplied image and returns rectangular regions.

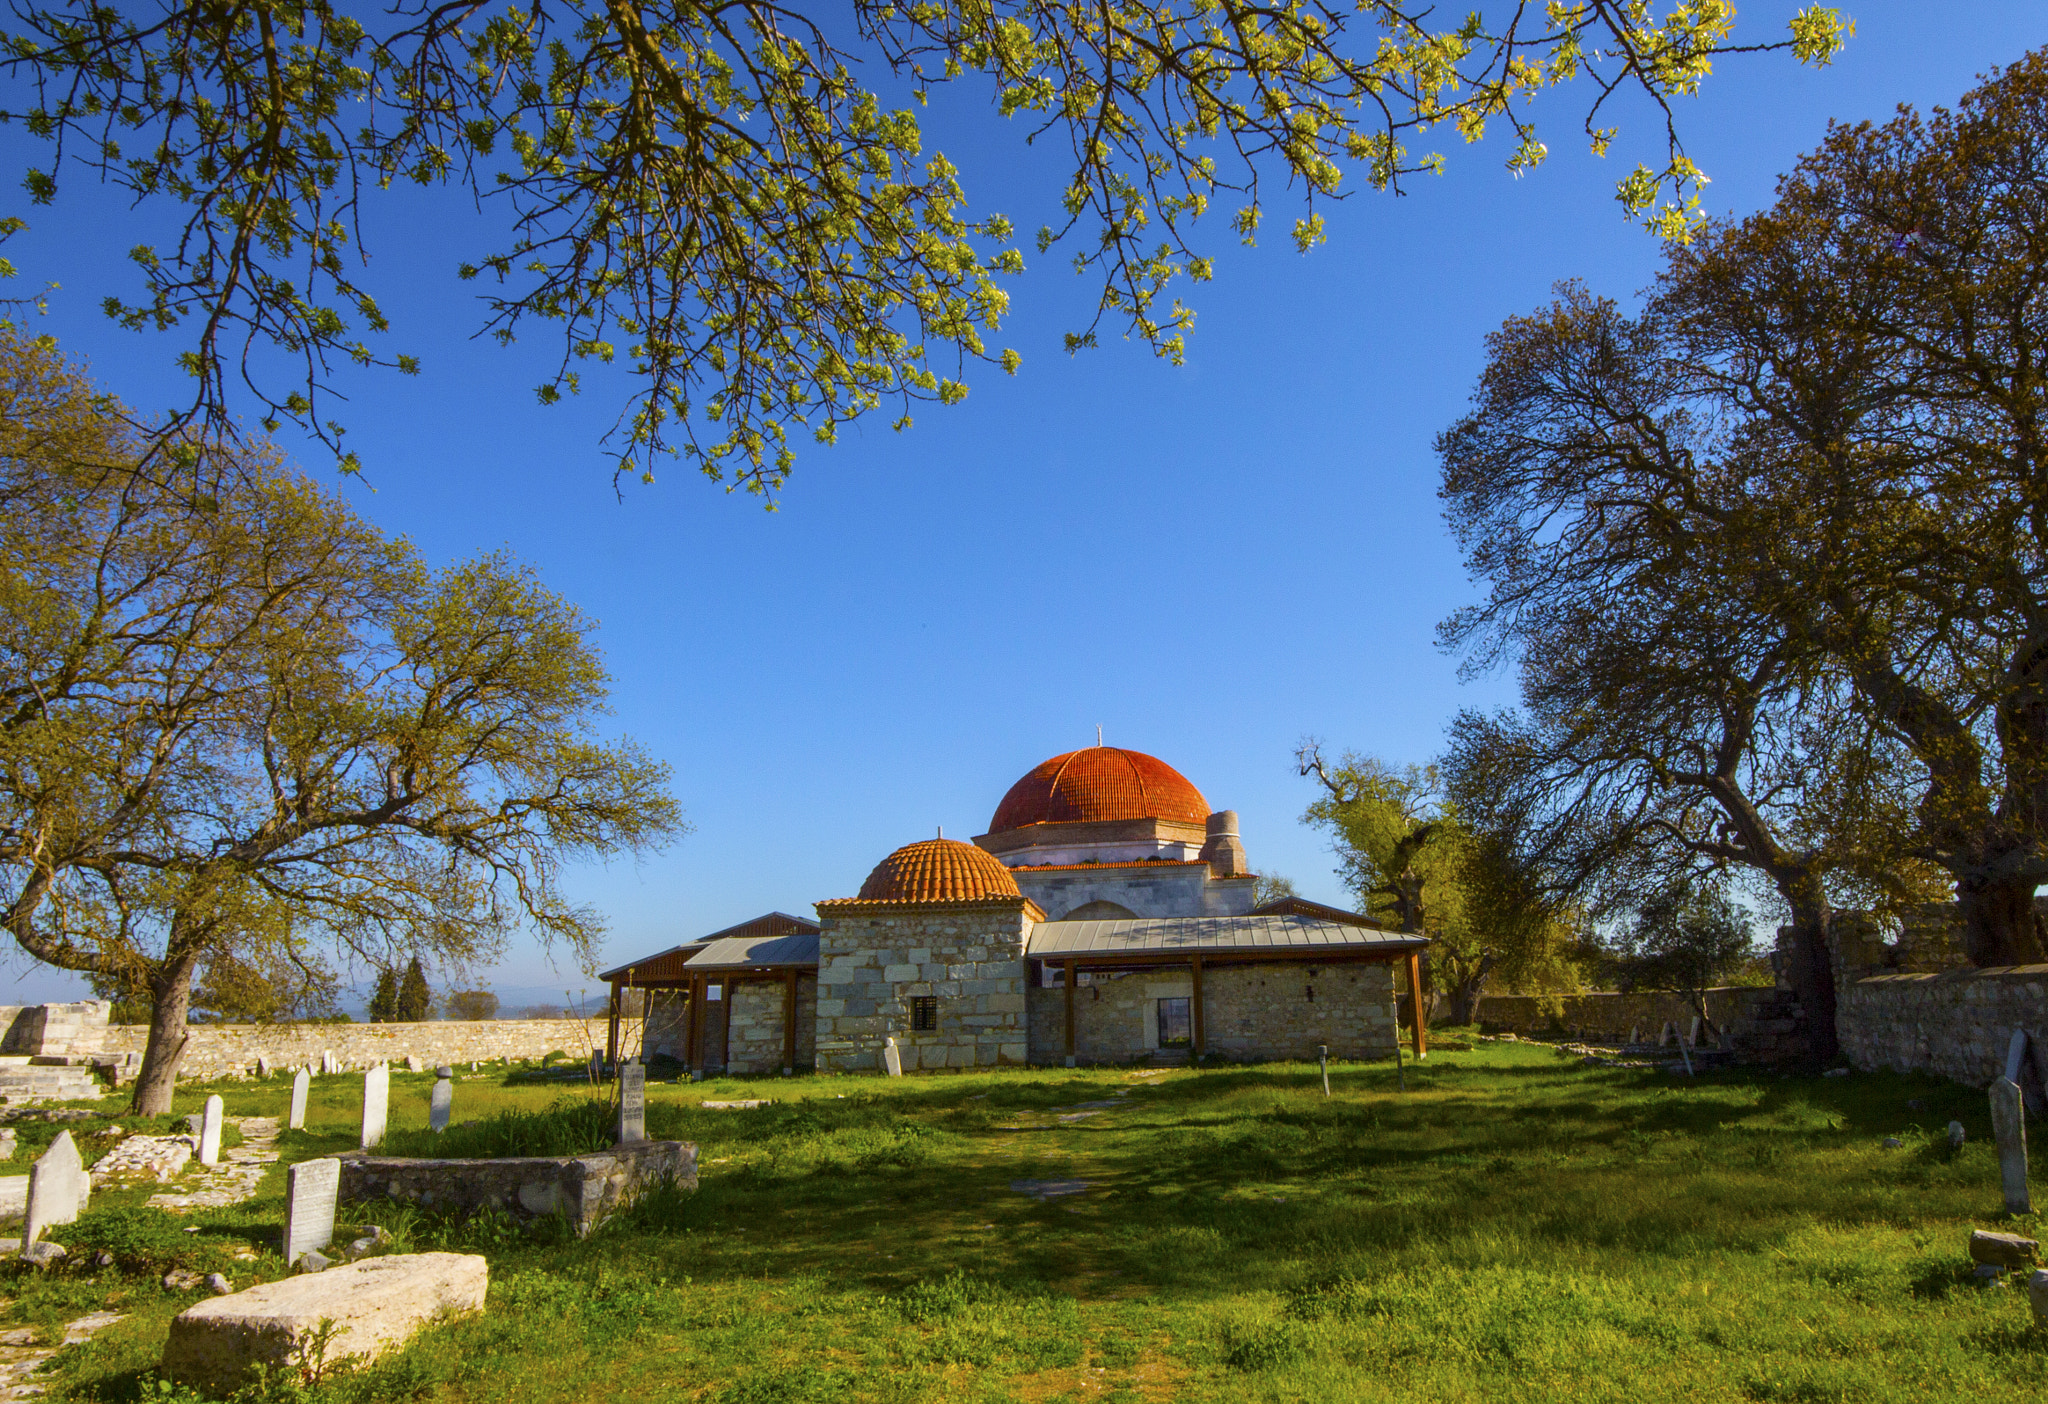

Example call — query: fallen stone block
[1970,1229,2040,1268]
[161,1251,487,1392]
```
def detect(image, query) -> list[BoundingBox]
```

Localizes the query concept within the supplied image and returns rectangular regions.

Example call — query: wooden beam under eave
[1406,951,1427,1060]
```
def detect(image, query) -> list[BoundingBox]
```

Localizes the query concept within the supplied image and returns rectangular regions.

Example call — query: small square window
[1157,997,1191,1048]
[706,983,723,1002]
[910,996,938,1032]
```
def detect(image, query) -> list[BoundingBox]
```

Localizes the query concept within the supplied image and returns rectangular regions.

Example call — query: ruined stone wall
[100,1019,596,1080]
[725,977,817,1075]
[1023,961,1399,1063]
[814,908,1030,1072]
[0,1002,111,1056]
[1838,964,2048,1089]
[1473,987,1781,1042]
[339,1140,696,1237]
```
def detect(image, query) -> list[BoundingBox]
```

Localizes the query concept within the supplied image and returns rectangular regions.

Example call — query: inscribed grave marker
[199,1094,224,1166]
[24,1130,87,1246]
[284,1157,340,1265]
[617,1060,646,1144]
[430,1068,453,1133]
[360,1063,389,1151]
[289,1069,310,1130]
[883,1037,903,1077]
[1992,1076,2031,1215]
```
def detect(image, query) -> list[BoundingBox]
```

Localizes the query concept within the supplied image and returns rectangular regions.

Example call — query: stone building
[604,745,1429,1073]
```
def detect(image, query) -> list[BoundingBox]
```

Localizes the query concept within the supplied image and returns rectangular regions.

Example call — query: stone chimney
[1200,810,1247,878]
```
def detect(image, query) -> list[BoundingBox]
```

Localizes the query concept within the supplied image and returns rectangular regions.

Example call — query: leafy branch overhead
[0,0,1847,494]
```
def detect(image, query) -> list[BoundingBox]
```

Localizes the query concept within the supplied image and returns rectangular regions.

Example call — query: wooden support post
[687,976,704,1074]
[1063,960,1077,1068]
[1190,955,1206,1062]
[719,979,733,1073]
[605,984,622,1070]
[783,968,799,1074]
[1405,952,1428,1060]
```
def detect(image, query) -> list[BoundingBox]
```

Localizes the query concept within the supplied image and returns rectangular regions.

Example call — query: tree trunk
[1777,894,1838,1063]
[132,951,202,1116]
[1956,871,2048,968]
[1441,953,1498,1028]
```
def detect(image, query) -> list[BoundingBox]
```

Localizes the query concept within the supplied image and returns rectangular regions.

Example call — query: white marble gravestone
[405,1055,423,1074]
[284,1157,340,1266]
[199,1094,225,1167]
[360,1063,390,1150]
[617,1061,646,1144]
[430,1068,453,1133]
[1992,1076,2031,1215]
[882,1036,903,1077]
[289,1068,310,1130]
[24,1130,88,1246]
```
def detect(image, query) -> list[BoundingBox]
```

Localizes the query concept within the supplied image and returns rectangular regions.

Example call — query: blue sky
[6,4,2040,1008]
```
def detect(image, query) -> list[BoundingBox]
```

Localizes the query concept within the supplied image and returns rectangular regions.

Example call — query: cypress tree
[396,956,432,1022]
[367,967,399,1024]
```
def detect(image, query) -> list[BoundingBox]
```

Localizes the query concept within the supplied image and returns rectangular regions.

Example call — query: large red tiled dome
[857,838,1024,902]
[989,747,1210,833]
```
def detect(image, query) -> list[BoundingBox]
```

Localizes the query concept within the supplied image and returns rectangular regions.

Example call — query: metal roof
[1025,914,1426,959]
[1248,895,1389,929]
[683,930,820,971]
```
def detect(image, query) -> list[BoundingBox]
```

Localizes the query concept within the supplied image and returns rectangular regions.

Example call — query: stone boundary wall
[1837,964,2048,1089]
[1473,987,1782,1042]
[101,1019,599,1080]
[339,1140,696,1237]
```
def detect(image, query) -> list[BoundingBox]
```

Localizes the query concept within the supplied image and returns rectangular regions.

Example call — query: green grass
[7,1042,2048,1402]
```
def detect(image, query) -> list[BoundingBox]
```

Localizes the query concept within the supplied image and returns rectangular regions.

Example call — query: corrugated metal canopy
[683,930,820,971]
[600,911,820,982]
[1026,914,1425,959]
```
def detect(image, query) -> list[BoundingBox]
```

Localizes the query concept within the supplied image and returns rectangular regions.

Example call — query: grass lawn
[7,1037,2047,1402]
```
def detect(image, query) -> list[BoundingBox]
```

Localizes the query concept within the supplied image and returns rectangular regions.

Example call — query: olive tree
[0,331,683,1111]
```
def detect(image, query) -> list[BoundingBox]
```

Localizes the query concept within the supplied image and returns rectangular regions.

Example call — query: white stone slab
[617,1061,645,1144]
[24,1130,88,1246]
[199,1094,224,1166]
[429,1070,452,1133]
[289,1069,309,1131]
[2008,1029,2031,1084]
[1993,1076,2031,1215]
[360,1064,389,1150]
[0,1174,25,1217]
[284,1158,339,1265]
[883,1037,903,1077]
[161,1252,487,1392]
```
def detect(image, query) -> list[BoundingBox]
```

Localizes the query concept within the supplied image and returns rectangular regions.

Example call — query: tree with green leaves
[0,0,1848,492]
[444,989,499,1021]
[1607,880,1761,1037]
[367,967,400,1024]
[1296,741,1580,1024]
[396,957,432,1022]
[0,331,684,1112]
[1251,873,1298,908]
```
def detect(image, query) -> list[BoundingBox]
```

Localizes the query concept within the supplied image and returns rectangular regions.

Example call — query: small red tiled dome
[857,838,1024,902]
[989,747,1210,833]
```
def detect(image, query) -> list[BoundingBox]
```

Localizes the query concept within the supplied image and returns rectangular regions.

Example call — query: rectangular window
[706,983,722,1002]
[910,996,938,1032]
[1157,997,1191,1048]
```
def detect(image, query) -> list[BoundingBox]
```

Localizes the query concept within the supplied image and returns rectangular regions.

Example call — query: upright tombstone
[405,1054,424,1074]
[320,1050,337,1076]
[256,1055,271,1079]
[1992,1076,2031,1215]
[283,1157,340,1266]
[360,1063,390,1151]
[1319,1044,1331,1098]
[23,1130,88,1246]
[588,1051,602,1083]
[199,1094,225,1167]
[882,1036,904,1077]
[289,1068,310,1131]
[1687,1017,1704,1048]
[430,1067,454,1132]
[617,1060,646,1144]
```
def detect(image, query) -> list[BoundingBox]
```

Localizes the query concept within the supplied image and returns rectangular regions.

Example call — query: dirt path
[0,1312,123,1401]
[146,1115,281,1212]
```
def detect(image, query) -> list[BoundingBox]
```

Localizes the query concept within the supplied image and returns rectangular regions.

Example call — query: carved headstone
[289,1068,310,1131]
[320,1050,337,1076]
[882,1036,903,1077]
[284,1158,340,1266]
[1992,1076,2031,1215]
[617,1060,646,1144]
[405,1055,424,1075]
[24,1130,88,1246]
[1950,1120,1968,1149]
[360,1063,389,1151]
[430,1068,453,1133]
[256,1055,271,1078]
[199,1094,224,1167]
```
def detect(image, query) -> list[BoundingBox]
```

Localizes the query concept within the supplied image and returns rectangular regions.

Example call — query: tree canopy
[0,0,1848,493]
[0,329,684,1110]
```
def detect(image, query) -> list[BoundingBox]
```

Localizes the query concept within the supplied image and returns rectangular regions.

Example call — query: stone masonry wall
[726,977,817,1074]
[340,1140,696,1238]
[0,1001,111,1056]
[815,909,1030,1072]
[1838,964,2048,1091]
[1024,961,1399,1064]
[1474,987,1782,1043]
[101,1019,597,1080]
